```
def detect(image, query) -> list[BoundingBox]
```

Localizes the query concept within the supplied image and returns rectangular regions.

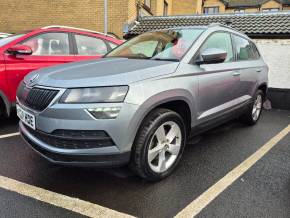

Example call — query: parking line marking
[0,175,134,218]
[0,132,20,139]
[175,124,290,218]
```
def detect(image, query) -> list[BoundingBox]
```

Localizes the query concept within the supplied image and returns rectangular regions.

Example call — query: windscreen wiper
[151,58,180,62]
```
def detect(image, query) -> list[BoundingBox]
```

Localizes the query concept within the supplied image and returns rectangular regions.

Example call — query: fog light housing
[87,107,121,119]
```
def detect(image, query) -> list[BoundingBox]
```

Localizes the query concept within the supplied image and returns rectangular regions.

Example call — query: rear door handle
[232,72,240,76]
[256,69,262,73]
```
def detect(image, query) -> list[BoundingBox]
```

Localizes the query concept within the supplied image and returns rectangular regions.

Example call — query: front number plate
[16,104,36,130]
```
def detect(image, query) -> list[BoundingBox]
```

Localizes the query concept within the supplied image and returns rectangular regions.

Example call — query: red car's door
[73,34,113,61]
[4,32,74,102]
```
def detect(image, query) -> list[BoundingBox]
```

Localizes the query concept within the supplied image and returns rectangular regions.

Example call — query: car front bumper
[18,101,142,167]
[20,122,131,166]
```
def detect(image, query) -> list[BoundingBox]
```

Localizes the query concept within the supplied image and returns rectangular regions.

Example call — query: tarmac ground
[0,109,289,218]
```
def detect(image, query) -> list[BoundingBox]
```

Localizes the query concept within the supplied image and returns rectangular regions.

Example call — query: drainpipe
[104,0,108,34]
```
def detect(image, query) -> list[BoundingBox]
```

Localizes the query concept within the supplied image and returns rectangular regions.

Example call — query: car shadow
[0,114,19,134]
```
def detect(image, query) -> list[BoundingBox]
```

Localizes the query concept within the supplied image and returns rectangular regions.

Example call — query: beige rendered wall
[151,0,173,16]
[171,0,202,15]
[128,0,139,23]
[261,0,282,10]
[106,0,129,37]
[0,0,102,34]
[0,0,134,38]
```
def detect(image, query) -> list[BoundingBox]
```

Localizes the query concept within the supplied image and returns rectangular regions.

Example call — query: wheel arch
[129,89,196,150]
[0,90,11,117]
[258,82,268,97]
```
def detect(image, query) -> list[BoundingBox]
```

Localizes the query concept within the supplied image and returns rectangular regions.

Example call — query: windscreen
[106,29,204,61]
[0,34,25,47]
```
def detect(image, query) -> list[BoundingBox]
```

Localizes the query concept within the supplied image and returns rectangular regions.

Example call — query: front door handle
[256,69,262,73]
[232,72,241,76]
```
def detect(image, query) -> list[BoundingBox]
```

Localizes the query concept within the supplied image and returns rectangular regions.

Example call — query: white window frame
[204,7,219,14]
[262,8,279,12]
[234,9,245,13]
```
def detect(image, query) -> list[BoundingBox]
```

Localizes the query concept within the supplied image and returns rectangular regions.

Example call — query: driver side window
[21,32,70,56]
[200,32,234,63]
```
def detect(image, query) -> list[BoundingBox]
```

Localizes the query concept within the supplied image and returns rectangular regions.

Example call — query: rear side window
[21,32,70,56]
[233,35,259,61]
[200,32,234,63]
[75,34,108,55]
[250,42,260,59]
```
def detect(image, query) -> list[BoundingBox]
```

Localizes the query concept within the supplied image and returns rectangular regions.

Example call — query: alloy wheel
[147,121,182,173]
[252,94,263,121]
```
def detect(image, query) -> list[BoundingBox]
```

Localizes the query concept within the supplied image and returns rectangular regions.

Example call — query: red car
[0,25,123,117]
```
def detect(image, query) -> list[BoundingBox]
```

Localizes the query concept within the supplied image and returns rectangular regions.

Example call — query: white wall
[253,39,290,89]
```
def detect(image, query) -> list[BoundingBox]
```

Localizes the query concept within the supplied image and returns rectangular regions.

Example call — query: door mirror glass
[196,32,233,65]
[7,44,32,56]
[197,48,227,65]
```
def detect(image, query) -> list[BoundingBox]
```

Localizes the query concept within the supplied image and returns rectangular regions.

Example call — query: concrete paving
[0,109,289,218]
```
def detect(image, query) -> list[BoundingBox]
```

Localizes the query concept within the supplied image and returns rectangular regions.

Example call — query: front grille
[26,126,114,149]
[17,82,59,111]
[25,88,59,111]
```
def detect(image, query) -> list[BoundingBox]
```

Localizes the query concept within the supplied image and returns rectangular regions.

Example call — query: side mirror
[196,48,227,65]
[7,44,33,56]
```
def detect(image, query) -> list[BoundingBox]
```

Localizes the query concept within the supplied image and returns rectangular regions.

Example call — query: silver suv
[17,24,268,181]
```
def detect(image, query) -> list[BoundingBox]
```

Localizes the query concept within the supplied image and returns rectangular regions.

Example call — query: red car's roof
[0,26,123,52]
[37,26,122,44]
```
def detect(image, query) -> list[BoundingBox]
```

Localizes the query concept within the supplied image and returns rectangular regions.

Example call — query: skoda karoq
[17,24,268,181]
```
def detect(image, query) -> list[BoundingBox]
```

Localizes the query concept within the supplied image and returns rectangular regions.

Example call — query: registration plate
[16,104,36,130]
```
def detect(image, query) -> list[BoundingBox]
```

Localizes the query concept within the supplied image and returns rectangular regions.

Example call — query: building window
[204,7,219,14]
[164,1,168,16]
[262,8,279,12]
[144,0,151,9]
[234,9,245,13]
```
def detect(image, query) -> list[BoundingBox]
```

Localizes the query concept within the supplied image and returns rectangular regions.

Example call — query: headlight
[60,86,129,103]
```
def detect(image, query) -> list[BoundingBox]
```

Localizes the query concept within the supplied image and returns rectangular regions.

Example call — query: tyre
[240,90,264,125]
[130,108,186,181]
[0,99,5,118]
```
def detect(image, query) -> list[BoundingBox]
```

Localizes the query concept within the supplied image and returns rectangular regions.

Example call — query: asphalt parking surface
[0,109,289,218]
[198,133,290,218]
[0,188,83,218]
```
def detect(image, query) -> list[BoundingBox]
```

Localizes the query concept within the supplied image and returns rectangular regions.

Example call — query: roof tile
[126,12,290,37]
